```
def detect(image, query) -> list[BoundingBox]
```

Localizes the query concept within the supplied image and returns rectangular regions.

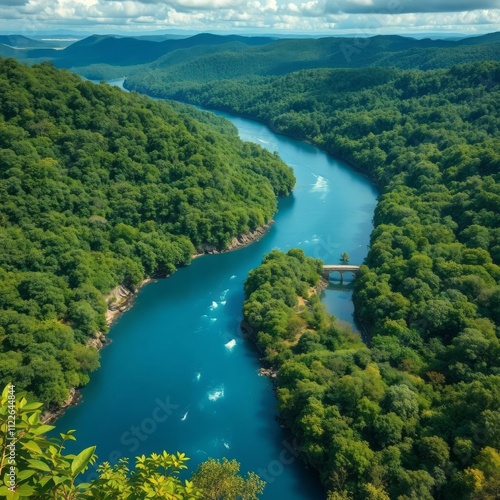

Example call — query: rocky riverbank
[194,221,274,257]
[41,223,274,424]
[40,280,154,424]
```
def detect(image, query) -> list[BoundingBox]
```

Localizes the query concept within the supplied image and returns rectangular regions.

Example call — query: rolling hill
[124,32,500,95]
[24,33,277,67]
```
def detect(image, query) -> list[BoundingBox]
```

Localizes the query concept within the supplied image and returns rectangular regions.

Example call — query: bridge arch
[323,265,360,284]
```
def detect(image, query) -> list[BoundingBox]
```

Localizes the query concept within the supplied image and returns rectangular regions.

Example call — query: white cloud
[0,0,498,33]
[325,0,500,14]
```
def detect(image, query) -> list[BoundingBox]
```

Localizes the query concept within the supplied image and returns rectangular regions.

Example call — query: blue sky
[0,0,498,35]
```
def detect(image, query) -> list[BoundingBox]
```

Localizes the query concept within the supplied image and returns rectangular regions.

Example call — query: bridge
[323,265,360,283]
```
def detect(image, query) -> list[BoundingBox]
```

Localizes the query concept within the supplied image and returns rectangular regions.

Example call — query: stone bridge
[323,265,360,283]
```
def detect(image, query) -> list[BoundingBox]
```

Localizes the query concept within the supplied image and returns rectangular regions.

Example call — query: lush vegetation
[0,385,265,499]
[244,250,500,499]
[5,31,498,85]
[3,30,500,499]
[124,33,500,92]
[129,62,500,342]
[0,57,295,408]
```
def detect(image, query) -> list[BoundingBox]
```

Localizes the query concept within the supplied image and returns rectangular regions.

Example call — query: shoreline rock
[258,367,277,378]
[193,221,274,257]
[41,388,82,424]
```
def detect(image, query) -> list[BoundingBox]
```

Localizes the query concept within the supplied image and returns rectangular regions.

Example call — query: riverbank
[41,221,275,424]
[193,220,274,258]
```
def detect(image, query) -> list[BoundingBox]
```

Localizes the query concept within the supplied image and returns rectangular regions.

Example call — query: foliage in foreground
[0,385,265,499]
[192,458,266,500]
[244,250,500,499]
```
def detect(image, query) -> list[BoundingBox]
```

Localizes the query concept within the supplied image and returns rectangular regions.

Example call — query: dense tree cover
[244,250,500,499]
[124,34,500,93]
[192,458,265,500]
[71,42,259,81]
[0,58,295,407]
[0,385,265,499]
[129,62,500,345]
[5,31,499,82]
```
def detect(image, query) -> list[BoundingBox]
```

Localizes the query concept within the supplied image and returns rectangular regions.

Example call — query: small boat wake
[311,174,329,199]
[208,385,224,402]
[225,339,236,351]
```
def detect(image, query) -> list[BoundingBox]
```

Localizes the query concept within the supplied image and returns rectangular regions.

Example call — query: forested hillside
[244,250,500,499]
[123,33,500,90]
[4,31,498,82]
[0,58,294,407]
[7,33,277,68]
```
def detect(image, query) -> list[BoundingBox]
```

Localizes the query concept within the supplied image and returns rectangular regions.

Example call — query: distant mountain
[456,31,500,45]
[25,33,277,67]
[3,30,498,83]
[0,44,17,58]
[132,35,192,42]
[0,34,80,57]
[122,32,499,89]
[375,41,500,70]
[149,41,258,70]
[0,35,49,48]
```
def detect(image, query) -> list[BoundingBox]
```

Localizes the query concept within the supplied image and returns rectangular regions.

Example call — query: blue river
[57,81,378,499]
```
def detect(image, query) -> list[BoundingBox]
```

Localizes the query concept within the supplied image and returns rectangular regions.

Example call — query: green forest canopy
[1,35,500,499]
[0,58,295,407]
[128,62,500,344]
[154,59,500,498]
[244,249,500,499]
[74,32,500,82]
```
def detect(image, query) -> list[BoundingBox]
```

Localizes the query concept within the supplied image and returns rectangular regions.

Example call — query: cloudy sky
[0,0,499,35]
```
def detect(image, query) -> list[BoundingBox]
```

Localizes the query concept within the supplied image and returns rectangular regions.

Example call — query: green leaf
[37,476,52,487]
[2,385,11,400]
[22,402,43,411]
[60,432,76,442]
[28,413,38,426]
[52,476,66,486]
[31,425,55,436]
[70,446,96,476]
[13,484,34,496]
[27,459,51,472]
[17,469,36,481]
[22,440,43,455]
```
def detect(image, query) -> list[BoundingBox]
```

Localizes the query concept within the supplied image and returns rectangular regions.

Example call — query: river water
[58,81,378,499]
